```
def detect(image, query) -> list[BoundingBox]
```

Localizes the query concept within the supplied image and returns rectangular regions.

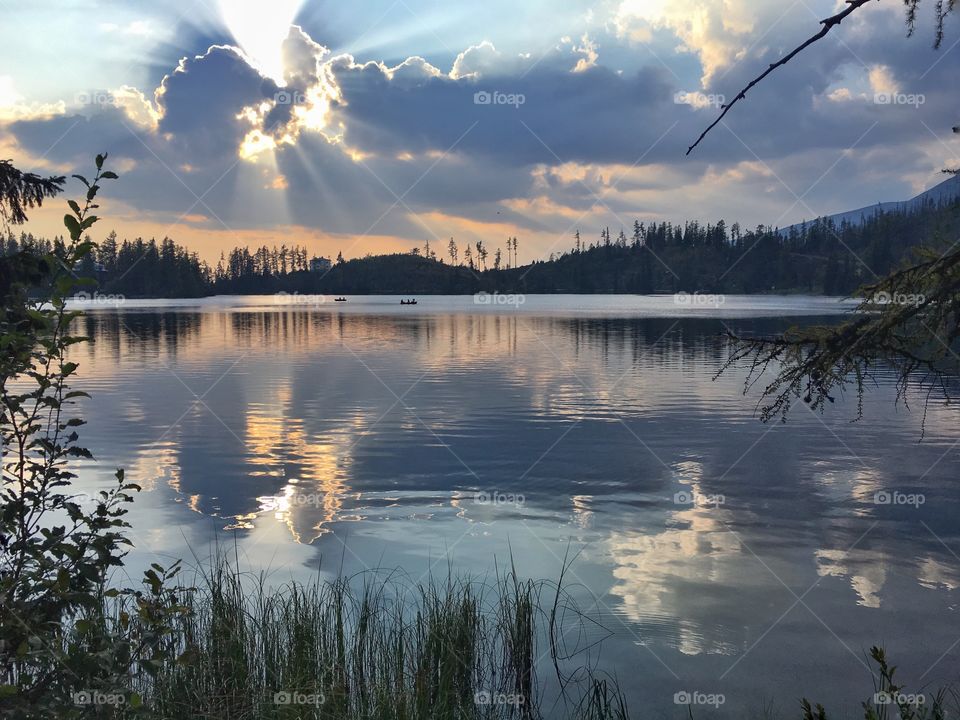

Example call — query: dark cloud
[158,45,279,160]
[330,56,684,166]
[3,9,957,249]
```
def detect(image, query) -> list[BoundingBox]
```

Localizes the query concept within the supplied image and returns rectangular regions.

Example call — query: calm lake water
[65,294,960,718]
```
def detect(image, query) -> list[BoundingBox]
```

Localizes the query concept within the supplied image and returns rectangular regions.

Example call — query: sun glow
[217,0,305,82]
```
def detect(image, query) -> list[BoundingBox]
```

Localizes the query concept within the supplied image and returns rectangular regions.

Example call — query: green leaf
[72,174,90,187]
[100,171,119,180]
[67,199,82,217]
[63,214,81,239]
[95,153,105,169]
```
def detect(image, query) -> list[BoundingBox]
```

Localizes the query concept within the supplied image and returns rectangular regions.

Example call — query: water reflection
[66,299,960,715]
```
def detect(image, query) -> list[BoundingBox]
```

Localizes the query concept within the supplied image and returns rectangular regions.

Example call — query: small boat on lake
[400,299,418,305]
[334,297,347,302]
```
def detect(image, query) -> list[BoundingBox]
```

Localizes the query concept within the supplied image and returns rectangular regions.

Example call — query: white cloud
[572,33,599,73]
[826,87,855,102]
[387,56,443,84]
[450,41,502,79]
[0,76,66,121]
[112,86,161,130]
[868,64,900,96]
[614,0,756,85]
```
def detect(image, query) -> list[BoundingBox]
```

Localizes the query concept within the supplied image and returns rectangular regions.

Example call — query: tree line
[3,197,956,297]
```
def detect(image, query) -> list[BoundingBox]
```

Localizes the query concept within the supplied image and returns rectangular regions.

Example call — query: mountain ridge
[780,174,960,235]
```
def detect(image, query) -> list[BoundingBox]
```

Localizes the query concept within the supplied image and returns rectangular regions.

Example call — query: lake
[65,294,960,718]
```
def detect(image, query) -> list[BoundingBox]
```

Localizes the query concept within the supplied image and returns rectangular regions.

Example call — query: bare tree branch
[686,0,876,156]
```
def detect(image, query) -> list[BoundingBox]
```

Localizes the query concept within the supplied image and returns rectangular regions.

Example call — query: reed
[129,556,628,720]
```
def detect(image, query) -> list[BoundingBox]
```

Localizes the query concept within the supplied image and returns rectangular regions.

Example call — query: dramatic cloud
[1,1,956,261]
[614,0,757,84]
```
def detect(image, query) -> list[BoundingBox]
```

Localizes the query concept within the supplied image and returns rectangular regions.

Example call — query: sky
[0,0,957,264]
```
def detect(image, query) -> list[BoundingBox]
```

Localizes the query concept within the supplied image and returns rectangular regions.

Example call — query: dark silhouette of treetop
[0,159,65,227]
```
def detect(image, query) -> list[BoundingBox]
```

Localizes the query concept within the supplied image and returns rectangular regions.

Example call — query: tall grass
[126,557,628,720]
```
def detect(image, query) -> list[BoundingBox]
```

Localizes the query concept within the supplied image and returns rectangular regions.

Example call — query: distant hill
[780,174,960,235]
[205,196,959,297]
[9,180,959,298]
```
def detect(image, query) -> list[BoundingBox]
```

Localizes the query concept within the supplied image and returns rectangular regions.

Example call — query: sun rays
[216,0,306,82]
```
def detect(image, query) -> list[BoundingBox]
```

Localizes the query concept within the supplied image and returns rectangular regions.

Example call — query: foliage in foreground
[721,243,960,432]
[0,156,628,719]
[0,156,187,718]
[119,559,630,720]
[0,155,954,720]
[802,647,949,720]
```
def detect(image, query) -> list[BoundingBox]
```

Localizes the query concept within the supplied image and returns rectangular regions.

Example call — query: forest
[4,197,958,298]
